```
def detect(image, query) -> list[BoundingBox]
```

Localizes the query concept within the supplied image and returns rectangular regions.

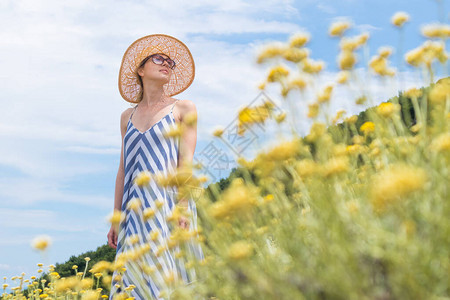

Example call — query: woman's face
[138,53,173,84]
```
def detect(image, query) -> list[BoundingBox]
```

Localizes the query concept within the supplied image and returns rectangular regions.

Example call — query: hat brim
[118,34,195,103]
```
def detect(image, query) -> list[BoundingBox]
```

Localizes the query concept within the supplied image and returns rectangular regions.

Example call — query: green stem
[82,261,89,280]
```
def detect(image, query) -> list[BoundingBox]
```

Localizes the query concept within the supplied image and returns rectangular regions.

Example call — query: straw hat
[118,34,195,103]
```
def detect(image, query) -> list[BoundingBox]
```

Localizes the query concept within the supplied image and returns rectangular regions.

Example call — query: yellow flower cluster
[391,11,410,27]
[227,241,254,260]
[360,121,375,135]
[370,165,427,213]
[208,178,260,220]
[405,40,447,67]
[429,79,450,104]
[369,47,396,76]
[133,170,151,187]
[267,65,290,82]
[329,20,351,37]
[376,102,401,118]
[421,23,450,39]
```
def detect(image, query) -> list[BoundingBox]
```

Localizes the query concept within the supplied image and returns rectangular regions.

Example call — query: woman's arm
[108,109,132,248]
[113,109,132,211]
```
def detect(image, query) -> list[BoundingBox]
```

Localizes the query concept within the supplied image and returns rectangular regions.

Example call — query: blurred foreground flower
[31,235,52,251]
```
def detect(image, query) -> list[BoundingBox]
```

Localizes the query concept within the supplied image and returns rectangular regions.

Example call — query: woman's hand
[178,213,190,229]
[107,225,118,249]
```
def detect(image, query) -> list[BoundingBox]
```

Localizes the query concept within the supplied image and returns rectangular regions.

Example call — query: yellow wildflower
[376,102,400,118]
[155,199,164,209]
[317,85,334,103]
[378,46,393,58]
[429,81,450,104]
[339,36,360,52]
[356,32,370,45]
[265,140,299,161]
[302,58,325,74]
[80,290,98,300]
[346,144,362,155]
[212,126,224,137]
[369,55,395,76]
[329,20,351,37]
[391,12,410,27]
[31,235,52,251]
[80,278,94,290]
[338,50,356,70]
[405,47,424,67]
[267,65,290,82]
[238,106,270,125]
[307,103,319,118]
[405,41,448,67]
[370,165,427,213]
[163,123,182,138]
[108,210,125,225]
[346,200,359,214]
[287,76,308,91]
[321,157,349,177]
[352,135,364,145]
[289,32,310,48]
[336,71,349,84]
[360,122,375,135]
[430,133,450,152]
[421,23,450,39]
[305,122,326,142]
[283,48,309,63]
[263,194,274,203]
[274,112,287,123]
[183,111,197,127]
[295,159,319,177]
[345,115,358,124]
[355,95,367,105]
[209,178,259,219]
[54,276,79,293]
[90,261,111,273]
[228,240,253,260]
[149,230,160,241]
[332,109,346,125]
[404,88,423,98]
[127,234,139,245]
[143,208,155,221]
[134,171,151,187]
[256,43,286,64]
[126,197,141,213]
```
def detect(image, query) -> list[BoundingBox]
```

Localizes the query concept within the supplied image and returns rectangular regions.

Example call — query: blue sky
[0,0,447,288]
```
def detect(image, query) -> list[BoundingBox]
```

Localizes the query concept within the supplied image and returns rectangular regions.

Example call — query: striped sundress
[109,99,204,300]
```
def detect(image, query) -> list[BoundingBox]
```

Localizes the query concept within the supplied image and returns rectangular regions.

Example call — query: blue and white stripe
[110,100,204,300]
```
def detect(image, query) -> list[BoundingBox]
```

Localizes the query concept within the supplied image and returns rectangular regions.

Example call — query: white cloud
[0,177,112,208]
[316,4,336,15]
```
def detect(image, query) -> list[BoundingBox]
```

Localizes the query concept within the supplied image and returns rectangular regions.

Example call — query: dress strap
[129,106,138,122]
[170,99,180,113]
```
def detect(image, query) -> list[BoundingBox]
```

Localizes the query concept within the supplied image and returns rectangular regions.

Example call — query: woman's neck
[140,83,168,107]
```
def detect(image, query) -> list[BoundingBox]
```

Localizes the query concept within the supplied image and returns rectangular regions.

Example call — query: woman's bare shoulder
[174,99,196,121]
[120,107,135,122]
[119,107,135,135]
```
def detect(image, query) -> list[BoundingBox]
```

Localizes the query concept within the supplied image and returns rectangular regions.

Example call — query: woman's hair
[134,53,170,103]
[134,56,151,103]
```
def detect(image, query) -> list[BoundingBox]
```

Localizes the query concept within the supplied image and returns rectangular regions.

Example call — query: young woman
[107,34,204,299]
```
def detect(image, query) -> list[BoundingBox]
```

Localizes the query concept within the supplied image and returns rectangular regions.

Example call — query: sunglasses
[148,54,176,70]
